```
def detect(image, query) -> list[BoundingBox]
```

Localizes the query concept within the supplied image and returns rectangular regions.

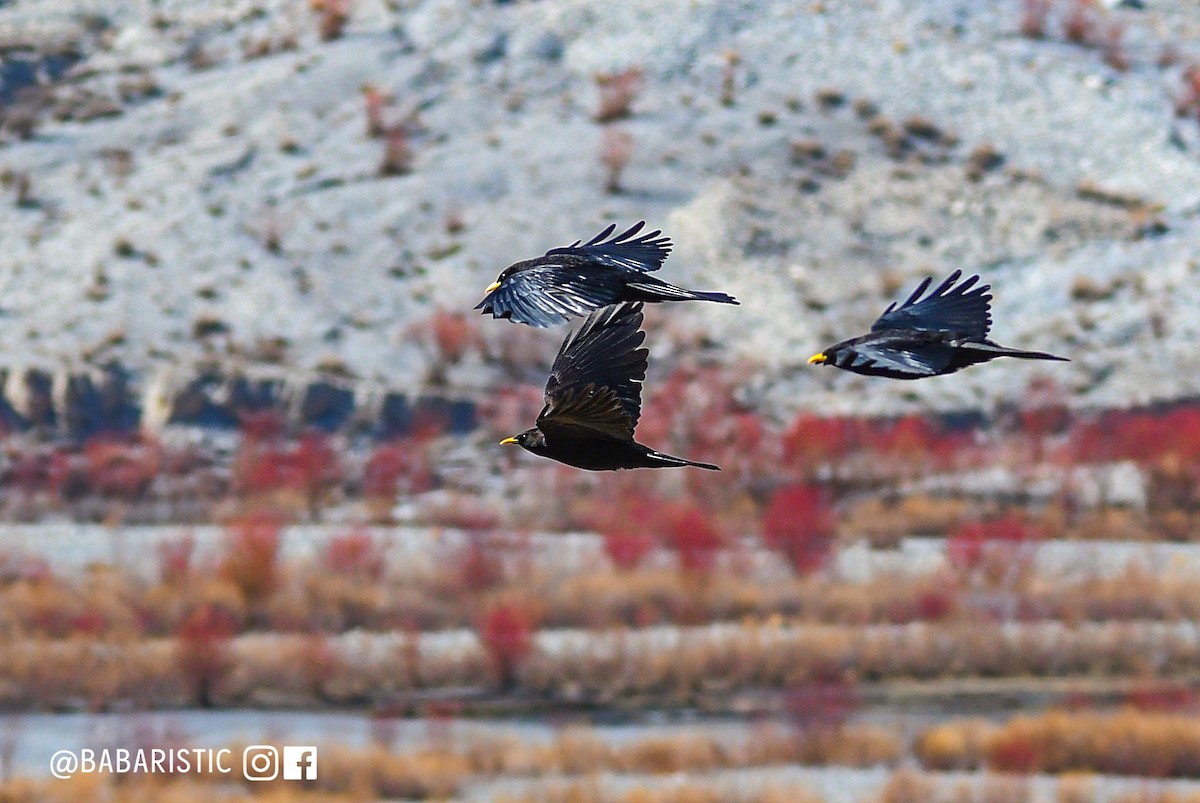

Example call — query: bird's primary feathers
[476,222,738,327]
[809,270,1068,379]
[500,302,720,471]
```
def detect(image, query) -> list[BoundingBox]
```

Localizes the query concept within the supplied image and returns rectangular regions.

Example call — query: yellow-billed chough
[500,302,719,470]
[808,270,1068,379]
[476,222,738,327]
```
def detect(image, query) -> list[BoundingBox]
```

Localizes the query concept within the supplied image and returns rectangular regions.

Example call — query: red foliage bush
[477,602,535,689]
[914,587,958,621]
[871,414,939,460]
[988,737,1039,773]
[1020,0,1051,39]
[176,602,239,707]
[453,537,504,593]
[1063,0,1099,45]
[781,414,859,472]
[429,310,480,364]
[784,666,859,732]
[601,528,655,571]
[588,488,660,571]
[157,532,195,585]
[948,514,1040,585]
[659,503,723,575]
[946,525,986,573]
[232,431,341,516]
[82,436,161,499]
[324,528,385,581]
[1072,404,1200,465]
[238,409,286,442]
[951,514,1035,548]
[362,444,403,498]
[362,83,389,138]
[595,67,643,122]
[1124,684,1200,713]
[1178,64,1200,121]
[220,513,281,602]
[315,0,352,42]
[761,484,835,575]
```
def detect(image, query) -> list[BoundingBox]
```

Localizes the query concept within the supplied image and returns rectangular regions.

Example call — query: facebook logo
[282,746,317,780]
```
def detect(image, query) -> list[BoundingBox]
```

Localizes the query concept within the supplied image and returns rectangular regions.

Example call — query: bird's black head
[481,258,542,299]
[500,427,548,456]
[808,343,850,369]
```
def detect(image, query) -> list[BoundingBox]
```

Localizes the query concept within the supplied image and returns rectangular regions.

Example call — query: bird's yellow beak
[808,353,827,365]
[484,280,501,294]
[499,436,519,445]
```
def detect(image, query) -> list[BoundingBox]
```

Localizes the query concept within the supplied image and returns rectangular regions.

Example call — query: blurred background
[2,0,1200,800]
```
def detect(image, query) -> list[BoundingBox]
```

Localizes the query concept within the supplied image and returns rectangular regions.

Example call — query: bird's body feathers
[477,222,738,327]
[811,270,1067,379]
[502,302,719,471]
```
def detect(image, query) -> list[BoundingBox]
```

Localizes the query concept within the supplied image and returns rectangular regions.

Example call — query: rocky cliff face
[1,0,1199,425]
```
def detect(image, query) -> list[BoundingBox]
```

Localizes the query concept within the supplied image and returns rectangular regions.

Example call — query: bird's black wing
[871,270,992,340]
[539,302,647,436]
[845,338,959,377]
[476,262,628,327]
[544,221,672,273]
[537,385,636,441]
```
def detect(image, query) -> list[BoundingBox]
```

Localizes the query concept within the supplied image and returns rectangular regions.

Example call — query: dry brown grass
[4,613,1199,710]
[918,709,1200,777]
[495,780,826,803]
[1111,792,1200,803]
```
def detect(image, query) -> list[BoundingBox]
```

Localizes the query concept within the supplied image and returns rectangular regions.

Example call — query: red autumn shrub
[176,602,239,707]
[477,602,534,690]
[71,609,108,637]
[1124,684,1200,713]
[601,529,655,571]
[659,503,723,575]
[948,514,1040,586]
[220,513,281,602]
[291,432,342,512]
[593,490,661,571]
[594,66,643,122]
[428,310,479,364]
[453,538,503,593]
[987,736,1039,773]
[362,83,389,138]
[784,665,859,732]
[1063,0,1099,45]
[914,587,958,621]
[761,484,835,575]
[238,408,286,442]
[324,528,385,581]
[157,532,195,585]
[781,413,859,472]
[82,436,161,499]
[4,448,46,495]
[871,414,940,461]
[363,439,435,498]
[950,514,1035,549]
[1020,0,1051,39]
[1071,404,1200,465]
[946,525,986,573]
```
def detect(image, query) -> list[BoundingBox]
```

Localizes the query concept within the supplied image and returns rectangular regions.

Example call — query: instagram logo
[242,745,278,781]
[283,746,318,780]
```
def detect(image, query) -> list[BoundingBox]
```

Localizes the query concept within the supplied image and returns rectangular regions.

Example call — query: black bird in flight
[476,221,738,327]
[500,302,720,470]
[808,270,1068,379]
